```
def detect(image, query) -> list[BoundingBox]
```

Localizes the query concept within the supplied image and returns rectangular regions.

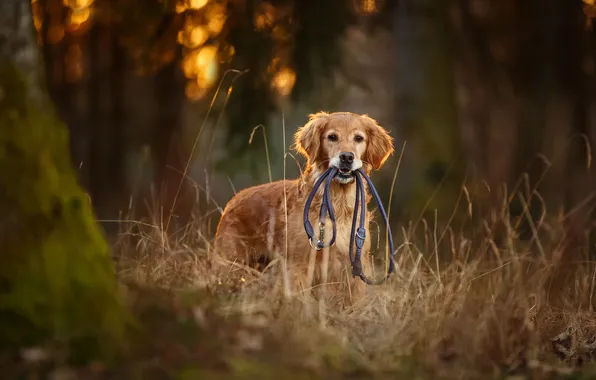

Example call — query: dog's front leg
[348,236,371,307]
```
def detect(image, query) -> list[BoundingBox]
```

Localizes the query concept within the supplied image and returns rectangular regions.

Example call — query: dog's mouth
[337,167,353,176]
[334,167,355,183]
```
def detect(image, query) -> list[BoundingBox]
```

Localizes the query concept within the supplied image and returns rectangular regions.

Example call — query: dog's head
[294,111,394,184]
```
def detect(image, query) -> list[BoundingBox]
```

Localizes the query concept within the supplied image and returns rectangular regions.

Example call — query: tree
[393,0,464,223]
[0,0,128,359]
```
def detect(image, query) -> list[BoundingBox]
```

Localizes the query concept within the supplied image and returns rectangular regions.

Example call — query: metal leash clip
[308,221,325,251]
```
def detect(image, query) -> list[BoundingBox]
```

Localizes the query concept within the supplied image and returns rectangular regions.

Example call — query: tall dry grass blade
[281,111,291,299]
[385,140,406,277]
[166,69,248,233]
[517,193,547,263]
[433,209,441,283]
[249,124,273,183]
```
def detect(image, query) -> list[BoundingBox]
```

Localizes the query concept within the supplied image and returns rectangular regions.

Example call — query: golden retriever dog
[213,111,394,306]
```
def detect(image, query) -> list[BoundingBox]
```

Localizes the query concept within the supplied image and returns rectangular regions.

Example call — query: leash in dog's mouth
[337,167,353,176]
[303,167,396,285]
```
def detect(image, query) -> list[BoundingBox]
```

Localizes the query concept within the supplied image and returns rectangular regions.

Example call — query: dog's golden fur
[213,111,394,306]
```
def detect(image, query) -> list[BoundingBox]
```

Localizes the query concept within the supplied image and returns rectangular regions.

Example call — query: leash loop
[303,167,338,250]
[302,166,397,285]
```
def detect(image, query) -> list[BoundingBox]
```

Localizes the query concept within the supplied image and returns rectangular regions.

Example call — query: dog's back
[213,179,302,268]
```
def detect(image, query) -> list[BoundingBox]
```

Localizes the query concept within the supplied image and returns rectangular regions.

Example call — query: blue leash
[303,167,396,285]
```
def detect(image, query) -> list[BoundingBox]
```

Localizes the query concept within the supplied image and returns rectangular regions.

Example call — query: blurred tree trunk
[393,0,464,224]
[152,54,193,229]
[561,0,594,254]
[502,0,553,239]
[109,30,127,217]
[0,0,127,357]
[455,0,519,217]
[88,23,112,221]
[86,20,129,232]
[537,0,571,218]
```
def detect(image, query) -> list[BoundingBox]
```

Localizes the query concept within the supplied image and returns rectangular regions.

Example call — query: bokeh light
[63,0,94,11]
[255,3,276,31]
[195,45,219,87]
[272,67,296,96]
[176,0,231,100]
[189,0,208,10]
[206,4,227,35]
[68,7,91,29]
[353,0,379,15]
[185,81,207,101]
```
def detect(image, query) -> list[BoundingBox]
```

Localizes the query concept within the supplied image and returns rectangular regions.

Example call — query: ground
[5,194,596,379]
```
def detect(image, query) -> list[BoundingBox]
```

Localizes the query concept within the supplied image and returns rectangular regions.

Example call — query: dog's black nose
[339,152,354,164]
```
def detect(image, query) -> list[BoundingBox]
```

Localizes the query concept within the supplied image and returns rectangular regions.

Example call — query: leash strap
[303,167,397,285]
[357,168,396,275]
[348,173,370,284]
[350,168,396,284]
[303,167,338,250]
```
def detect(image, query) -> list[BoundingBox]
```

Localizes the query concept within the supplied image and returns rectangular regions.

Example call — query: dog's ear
[362,115,394,171]
[294,112,328,166]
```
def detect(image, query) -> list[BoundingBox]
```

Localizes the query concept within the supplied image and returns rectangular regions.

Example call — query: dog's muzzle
[334,152,356,183]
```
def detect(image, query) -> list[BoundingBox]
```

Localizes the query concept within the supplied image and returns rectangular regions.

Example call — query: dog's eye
[327,134,338,141]
[354,135,364,142]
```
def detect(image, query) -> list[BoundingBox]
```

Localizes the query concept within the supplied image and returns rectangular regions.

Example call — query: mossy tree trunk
[0,0,128,360]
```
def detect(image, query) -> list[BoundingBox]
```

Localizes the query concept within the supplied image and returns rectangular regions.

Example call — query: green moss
[0,62,130,361]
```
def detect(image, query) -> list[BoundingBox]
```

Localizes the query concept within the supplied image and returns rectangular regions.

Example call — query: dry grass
[111,181,596,380]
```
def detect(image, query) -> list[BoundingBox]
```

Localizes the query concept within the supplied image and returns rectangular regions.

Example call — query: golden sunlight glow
[196,64,217,88]
[206,4,226,35]
[31,1,43,32]
[196,45,217,68]
[208,15,226,35]
[254,3,276,30]
[69,7,91,28]
[189,0,208,10]
[255,14,267,30]
[65,0,94,10]
[194,45,219,87]
[584,0,595,6]
[359,0,378,14]
[272,67,296,96]
[179,25,209,48]
[182,50,200,78]
[177,1,230,100]
[192,26,209,45]
[185,81,207,101]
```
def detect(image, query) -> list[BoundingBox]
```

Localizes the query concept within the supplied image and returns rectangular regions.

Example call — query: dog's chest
[320,211,367,257]
[296,188,368,261]
[333,220,355,257]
